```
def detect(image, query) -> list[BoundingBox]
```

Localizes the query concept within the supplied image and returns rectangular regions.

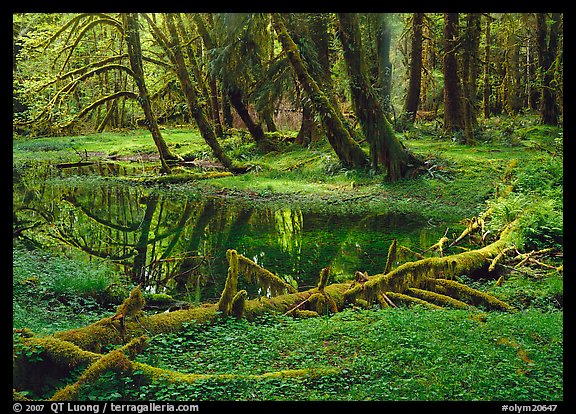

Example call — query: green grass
[12,115,563,225]
[75,307,562,401]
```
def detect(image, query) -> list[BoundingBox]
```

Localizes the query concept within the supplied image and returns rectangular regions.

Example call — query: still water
[13,162,450,302]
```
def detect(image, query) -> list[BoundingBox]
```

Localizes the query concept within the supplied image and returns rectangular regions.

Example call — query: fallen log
[14,219,519,400]
[33,221,518,354]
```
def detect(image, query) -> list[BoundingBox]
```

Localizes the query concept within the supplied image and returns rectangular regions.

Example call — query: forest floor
[13,114,564,402]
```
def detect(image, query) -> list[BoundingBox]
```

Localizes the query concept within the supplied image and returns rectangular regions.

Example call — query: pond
[13,162,454,303]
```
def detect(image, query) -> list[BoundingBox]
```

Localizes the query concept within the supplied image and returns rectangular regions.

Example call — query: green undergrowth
[73,307,562,401]
[13,115,563,224]
[13,241,130,335]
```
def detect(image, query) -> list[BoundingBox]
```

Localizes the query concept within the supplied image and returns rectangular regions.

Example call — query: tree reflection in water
[13,163,449,303]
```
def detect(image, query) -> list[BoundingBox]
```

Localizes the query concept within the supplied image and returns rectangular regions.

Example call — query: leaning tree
[16,13,179,172]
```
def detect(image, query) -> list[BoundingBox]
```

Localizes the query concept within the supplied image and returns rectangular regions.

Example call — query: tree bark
[227,88,277,153]
[374,14,393,116]
[146,13,245,174]
[460,13,481,144]
[535,13,561,125]
[338,13,421,181]
[271,13,369,169]
[403,13,424,124]
[123,13,176,173]
[442,13,466,134]
[482,14,493,119]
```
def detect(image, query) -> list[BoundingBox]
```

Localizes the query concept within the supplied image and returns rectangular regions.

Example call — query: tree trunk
[271,13,369,169]
[442,13,466,134]
[38,217,518,354]
[227,89,278,153]
[190,13,224,136]
[338,13,421,181]
[296,102,321,146]
[461,13,481,144]
[403,13,424,124]
[123,13,175,173]
[374,14,393,116]
[482,14,492,119]
[536,13,561,126]
[146,13,244,174]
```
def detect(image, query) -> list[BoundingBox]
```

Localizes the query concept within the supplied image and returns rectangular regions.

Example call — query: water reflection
[13,164,448,302]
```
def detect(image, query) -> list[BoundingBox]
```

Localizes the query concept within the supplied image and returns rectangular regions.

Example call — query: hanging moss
[237,254,297,296]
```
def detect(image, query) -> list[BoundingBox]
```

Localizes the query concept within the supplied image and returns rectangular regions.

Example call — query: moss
[426,278,517,312]
[317,267,330,291]
[50,348,132,401]
[344,222,517,306]
[19,336,101,370]
[230,290,247,319]
[354,298,370,309]
[293,309,319,318]
[144,293,175,305]
[405,287,471,309]
[384,238,397,273]
[238,254,297,296]
[115,285,145,320]
[217,249,239,314]
[385,292,444,310]
[133,360,338,385]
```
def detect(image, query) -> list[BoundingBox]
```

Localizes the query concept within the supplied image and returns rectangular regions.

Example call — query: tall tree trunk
[271,13,369,169]
[461,13,481,144]
[536,13,561,126]
[338,13,420,181]
[294,13,329,146]
[123,13,175,173]
[403,13,424,124]
[190,13,224,136]
[157,13,245,174]
[442,13,466,135]
[374,14,393,116]
[482,14,493,119]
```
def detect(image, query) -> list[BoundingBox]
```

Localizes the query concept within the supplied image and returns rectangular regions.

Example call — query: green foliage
[72,308,562,401]
[13,241,130,334]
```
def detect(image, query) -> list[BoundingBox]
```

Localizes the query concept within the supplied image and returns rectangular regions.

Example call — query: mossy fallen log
[14,219,520,400]
[343,222,518,306]
[43,222,518,353]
